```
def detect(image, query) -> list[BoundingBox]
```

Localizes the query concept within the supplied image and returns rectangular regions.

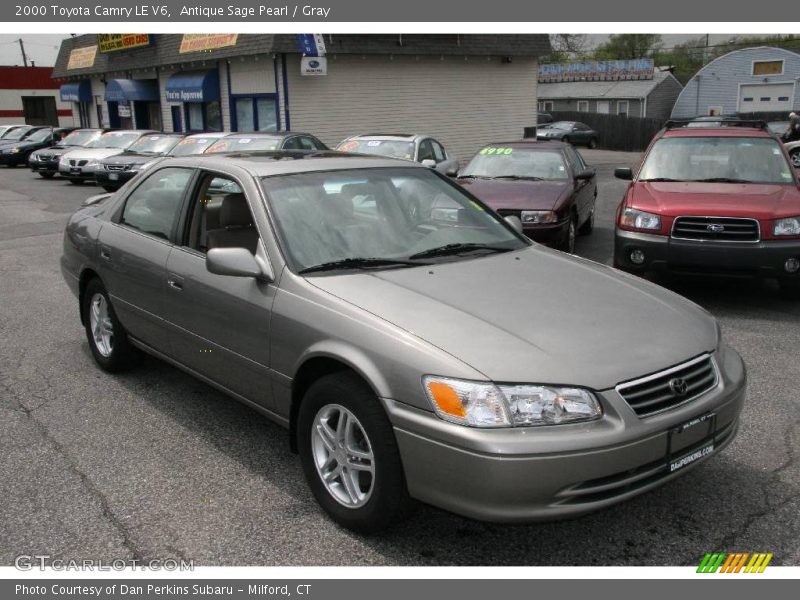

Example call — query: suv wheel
[82,278,139,371]
[297,372,412,533]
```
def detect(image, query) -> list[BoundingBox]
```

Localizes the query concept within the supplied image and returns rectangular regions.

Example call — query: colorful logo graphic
[697,552,773,573]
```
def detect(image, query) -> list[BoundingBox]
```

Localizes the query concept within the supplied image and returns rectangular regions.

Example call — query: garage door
[739,83,794,112]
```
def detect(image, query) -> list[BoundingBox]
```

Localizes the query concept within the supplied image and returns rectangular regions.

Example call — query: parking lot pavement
[1,157,799,566]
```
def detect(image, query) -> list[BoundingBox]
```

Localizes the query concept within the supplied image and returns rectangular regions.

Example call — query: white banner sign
[301,56,327,76]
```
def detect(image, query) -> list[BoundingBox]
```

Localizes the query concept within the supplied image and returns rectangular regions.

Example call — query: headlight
[423,376,602,428]
[521,210,558,224]
[773,216,800,236]
[5,147,20,154]
[620,207,661,231]
[59,156,69,167]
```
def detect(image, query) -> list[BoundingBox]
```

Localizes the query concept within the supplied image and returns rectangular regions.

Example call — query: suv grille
[105,164,128,171]
[672,216,759,242]
[616,354,718,417]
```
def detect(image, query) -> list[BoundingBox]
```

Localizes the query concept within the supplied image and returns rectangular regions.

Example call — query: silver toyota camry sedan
[61,150,746,532]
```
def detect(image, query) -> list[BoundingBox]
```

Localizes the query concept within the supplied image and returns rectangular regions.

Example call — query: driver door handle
[166,275,184,291]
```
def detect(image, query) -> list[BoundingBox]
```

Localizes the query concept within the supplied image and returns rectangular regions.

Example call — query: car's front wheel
[297,372,412,533]
[559,214,577,253]
[82,278,139,372]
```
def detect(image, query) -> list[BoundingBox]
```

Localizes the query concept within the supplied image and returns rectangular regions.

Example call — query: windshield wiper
[298,257,429,275]
[409,243,514,260]
[493,175,544,181]
[640,177,685,182]
[690,177,754,183]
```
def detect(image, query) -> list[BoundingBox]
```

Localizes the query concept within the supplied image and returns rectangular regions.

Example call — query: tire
[69,178,84,185]
[578,205,595,235]
[780,278,800,300]
[559,214,577,253]
[82,278,140,372]
[297,371,413,533]
[561,136,570,144]
[790,149,800,169]
[39,172,55,179]
[588,137,598,149]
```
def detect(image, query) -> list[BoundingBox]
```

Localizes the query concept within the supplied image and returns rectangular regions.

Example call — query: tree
[653,36,706,85]
[542,34,588,63]
[593,34,663,60]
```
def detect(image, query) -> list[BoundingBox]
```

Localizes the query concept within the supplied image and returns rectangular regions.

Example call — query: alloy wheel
[311,404,375,508]
[89,292,114,357]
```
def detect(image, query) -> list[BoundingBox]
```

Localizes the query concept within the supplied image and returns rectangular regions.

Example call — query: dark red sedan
[456,140,597,252]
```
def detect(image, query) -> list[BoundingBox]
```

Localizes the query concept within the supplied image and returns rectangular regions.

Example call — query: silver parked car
[337,133,459,176]
[58,130,158,184]
[61,151,746,532]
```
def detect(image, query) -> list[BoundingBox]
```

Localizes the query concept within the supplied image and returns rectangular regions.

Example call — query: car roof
[481,140,568,149]
[224,131,315,138]
[347,134,423,141]
[662,127,775,138]
[185,132,228,139]
[152,150,425,177]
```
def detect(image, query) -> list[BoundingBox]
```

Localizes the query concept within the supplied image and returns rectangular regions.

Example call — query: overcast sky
[0,34,744,67]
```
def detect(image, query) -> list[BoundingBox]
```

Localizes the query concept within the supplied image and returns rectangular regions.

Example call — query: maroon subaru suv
[613,120,800,295]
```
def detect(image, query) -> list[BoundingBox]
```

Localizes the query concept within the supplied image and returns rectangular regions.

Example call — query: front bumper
[0,152,25,166]
[614,228,800,280]
[384,345,745,522]
[522,218,570,248]
[95,169,137,189]
[59,163,100,180]
[31,158,61,175]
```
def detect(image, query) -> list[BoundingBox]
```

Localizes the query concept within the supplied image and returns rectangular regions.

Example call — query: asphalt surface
[1,152,798,566]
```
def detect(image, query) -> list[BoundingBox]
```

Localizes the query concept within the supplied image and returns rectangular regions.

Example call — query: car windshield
[3,127,32,140]
[169,136,224,156]
[206,137,281,153]
[639,136,793,184]
[87,132,142,149]
[61,130,102,146]
[128,135,181,154]
[261,167,527,273]
[541,122,572,131]
[461,147,569,180]
[24,129,53,143]
[337,139,416,160]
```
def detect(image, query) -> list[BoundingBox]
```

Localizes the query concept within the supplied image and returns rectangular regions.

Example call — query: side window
[184,173,259,255]
[120,167,193,241]
[563,145,587,174]
[431,140,447,162]
[417,139,435,162]
[282,137,303,150]
[298,136,318,150]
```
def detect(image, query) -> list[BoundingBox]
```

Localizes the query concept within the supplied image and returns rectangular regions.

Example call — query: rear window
[206,137,281,153]
[639,136,793,184]
[336,139,415,160]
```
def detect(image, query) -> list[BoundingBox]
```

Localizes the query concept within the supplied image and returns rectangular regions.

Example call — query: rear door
[160,169,278,411]
[96,166,195,350]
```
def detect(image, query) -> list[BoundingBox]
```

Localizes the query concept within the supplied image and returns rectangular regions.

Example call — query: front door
[161,171,277,411]
[97,166,195,349]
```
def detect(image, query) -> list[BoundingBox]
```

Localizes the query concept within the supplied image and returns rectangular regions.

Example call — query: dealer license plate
[669,440,714,473]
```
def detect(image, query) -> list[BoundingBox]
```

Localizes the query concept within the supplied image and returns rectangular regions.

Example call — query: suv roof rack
[664,118,769,130]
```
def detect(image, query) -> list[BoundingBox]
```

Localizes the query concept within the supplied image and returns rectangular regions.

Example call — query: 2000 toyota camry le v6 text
[60,151,746,532]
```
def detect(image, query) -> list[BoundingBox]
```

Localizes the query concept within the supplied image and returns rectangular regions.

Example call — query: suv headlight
[773,216,800,236]
[423,376,602,428]
[521,210,558,224]
[5,147,20,154]
[620,207,661,231]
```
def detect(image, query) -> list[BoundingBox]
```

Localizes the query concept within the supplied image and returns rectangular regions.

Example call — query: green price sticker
[480,147,513,155]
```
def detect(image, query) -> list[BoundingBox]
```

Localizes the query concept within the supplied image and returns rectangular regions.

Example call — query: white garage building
[671,46,800,118]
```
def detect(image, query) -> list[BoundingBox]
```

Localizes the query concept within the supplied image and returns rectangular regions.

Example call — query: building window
[742,97,754,102]
[184,101,222,132]
[617,100,629,117]
[186,103,204,130]
[577,100,589,112]
[233,96,277,132]
[752,60,783,76]
[708,106,724,116]
[778,96,790,102]
[760,97,771,102]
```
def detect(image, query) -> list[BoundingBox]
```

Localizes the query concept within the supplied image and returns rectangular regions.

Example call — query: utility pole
[17,38,28,67]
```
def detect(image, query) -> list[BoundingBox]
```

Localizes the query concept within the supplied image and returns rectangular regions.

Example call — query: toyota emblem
[668,378,689,396]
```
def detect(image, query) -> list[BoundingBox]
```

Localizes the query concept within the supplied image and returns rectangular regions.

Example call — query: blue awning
[165,70,220,103]
[104,79,159,103]
[60,80,91,103]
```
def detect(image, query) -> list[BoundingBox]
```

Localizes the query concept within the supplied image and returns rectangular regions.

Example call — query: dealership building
[52,34,550,162]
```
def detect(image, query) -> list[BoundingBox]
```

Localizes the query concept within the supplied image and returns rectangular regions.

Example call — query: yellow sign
[179,34,238,54]
[66,45,98,70]
[98,34,151,53]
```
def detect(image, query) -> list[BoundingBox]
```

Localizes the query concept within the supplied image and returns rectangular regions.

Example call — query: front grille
[69,159,88,167]
[554,419,737,506]
[616,354,718,417]
[671,216,759,242]
[38,153,52,161]
[105,164,128,171]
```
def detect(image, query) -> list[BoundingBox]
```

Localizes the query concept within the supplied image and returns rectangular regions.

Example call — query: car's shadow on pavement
[86,332,793,565]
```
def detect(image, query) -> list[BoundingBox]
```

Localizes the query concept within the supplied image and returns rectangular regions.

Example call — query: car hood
[629,181,800,219]
[458,179,569,211]
[64,148,126,160]
[102,152,159,166]
[307,247,717,390]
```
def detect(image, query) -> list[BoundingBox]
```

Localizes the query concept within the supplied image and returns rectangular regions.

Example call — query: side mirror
[444,165,458,177]
[576,167,596,180]
[504,215,523,234]
[614,167,633,180]
[206,247,265,279]
[421,159,437,169]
